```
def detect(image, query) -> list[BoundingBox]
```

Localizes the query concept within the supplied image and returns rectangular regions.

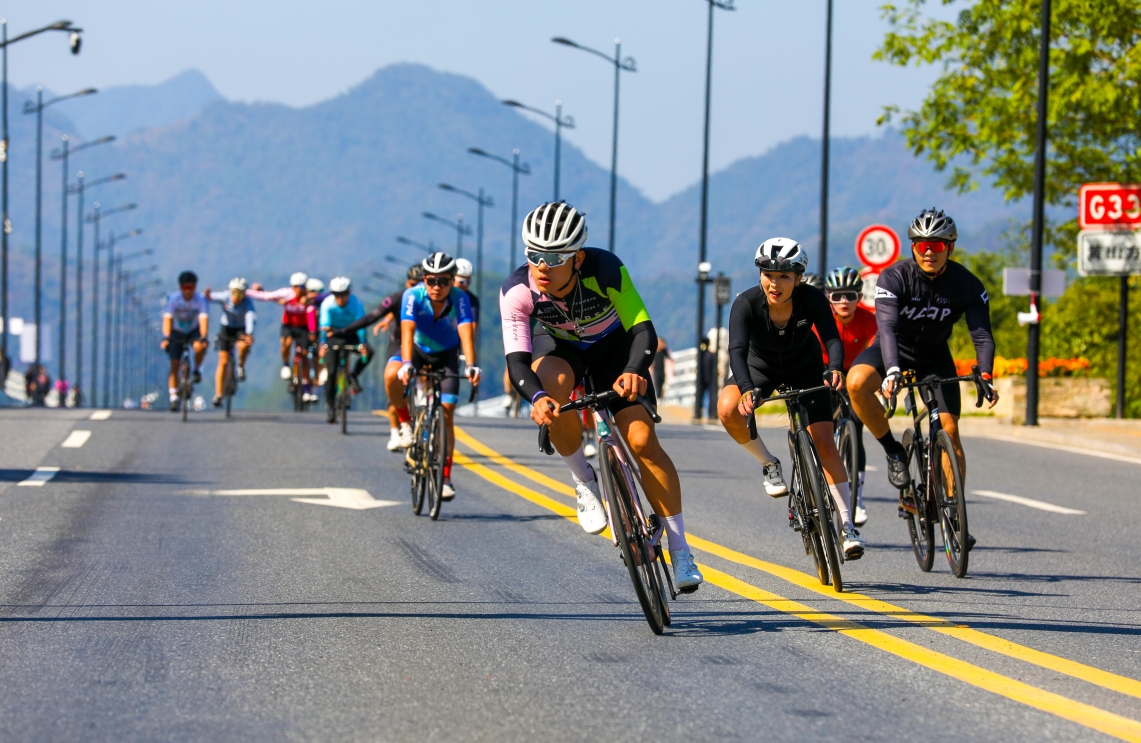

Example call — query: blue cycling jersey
[319,294,366,344]
[400,284,473,355]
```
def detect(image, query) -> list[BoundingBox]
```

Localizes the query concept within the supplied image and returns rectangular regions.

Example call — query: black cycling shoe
[192,370,202,384]
[967,534,977,551]
[326,406,336,424]
[885,450,911,489]
[237,366,246,382]
[212,395,222,408]
[169,398,180,412]
[350,375,362,394]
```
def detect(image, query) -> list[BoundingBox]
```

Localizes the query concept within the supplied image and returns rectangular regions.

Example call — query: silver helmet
[826,266,863,292]
[907,208,958,242]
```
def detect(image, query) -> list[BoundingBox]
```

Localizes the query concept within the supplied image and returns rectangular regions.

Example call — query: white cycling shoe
[842,526,865,560]
[397,422,414,449]
[441,479,456,501]
[853,504,868,527]
[280,365,291,380]
[386,428,401,452]
[575,477,607,535]
[670,549,703,592]
[763,461,788,497]
[583,442,598,458]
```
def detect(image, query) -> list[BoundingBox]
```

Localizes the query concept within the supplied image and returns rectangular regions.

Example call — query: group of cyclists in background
[160,201,999,599]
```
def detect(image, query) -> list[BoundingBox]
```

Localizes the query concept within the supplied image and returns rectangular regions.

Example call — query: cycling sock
[168,387,177,400]
[443,457,452,480]
[857,471,866,507]
[562,449,595,484]
[663,513,689,553]
[877,431,904,456]
[740,435,776,466]
[396,406,411,424]
[829,482,853,530]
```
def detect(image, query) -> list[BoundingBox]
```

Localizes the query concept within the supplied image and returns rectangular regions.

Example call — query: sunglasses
[525,249,574,268]
[828,290,860,303]
[424,277,453,288]
[913,240,951,254]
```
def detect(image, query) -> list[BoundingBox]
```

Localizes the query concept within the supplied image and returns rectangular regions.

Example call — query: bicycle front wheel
[426,407,446,520]
[836,419,860,516]
[799,429,842,593]
[901,428,935,572]
[179,356,191,422]
[408,412,427,515]
[336,370,349,434]
[225,363,234,419]
[934,429,969,577]
[788,433,828,586]
[601,444,667,635]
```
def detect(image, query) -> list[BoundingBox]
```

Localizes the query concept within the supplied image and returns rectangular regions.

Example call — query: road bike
[832,388,862,518]
[538,380,679,635]
[405,368,475,520]
[327,343,362,434]
[886,365,991,578]
[289,338,314,412]
[215,334,241,419]
[748,384,846,593]
[176,344,194,422]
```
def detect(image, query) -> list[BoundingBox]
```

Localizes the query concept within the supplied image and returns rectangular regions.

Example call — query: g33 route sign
[1079,183,1141,229]
[855,224,900,270]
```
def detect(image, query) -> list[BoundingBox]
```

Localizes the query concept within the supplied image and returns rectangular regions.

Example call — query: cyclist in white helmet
[500,201,703,591]
[453,258,480,328]
[207,277,256,407]
[319,276,371,424]
[716,238,865,559]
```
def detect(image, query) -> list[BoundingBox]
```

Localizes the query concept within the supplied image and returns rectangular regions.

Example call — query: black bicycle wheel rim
[602,446,664,634]
[789,445,829,585]
[180,357,190,422]
[799,430,842,593]
[225,362,233,418]
[838,420,860,515]
[410,414,426,514]
[901,428,935,571]
[934,429,969,577]
[426,408,445,520]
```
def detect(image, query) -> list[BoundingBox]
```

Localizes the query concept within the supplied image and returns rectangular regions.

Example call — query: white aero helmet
[521,201,587,253]
[455,258,473,278]
[228,277,249,291]
[422,251,457,275]
[754,237,809,274]
[305,277,325,292]
[290,271,309,287]
[329,276,351,293]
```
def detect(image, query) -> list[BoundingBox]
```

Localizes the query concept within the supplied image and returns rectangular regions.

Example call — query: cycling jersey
[162,291,209,335]
[462,289,481,324]
[210,296,257,335]
[338,290,403,346]
[814,305,877,372]
[873,259,994,375]
[400,284,473,355]
[728,284,843,395]
[247,286,311,329]
[319,294,366,344]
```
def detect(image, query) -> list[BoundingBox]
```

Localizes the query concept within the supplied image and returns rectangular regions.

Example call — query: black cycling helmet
[801,272,825,290]
[825,266,863,292]
[908,208,958,242]
[407,264,424,282]
[178,270,198,286]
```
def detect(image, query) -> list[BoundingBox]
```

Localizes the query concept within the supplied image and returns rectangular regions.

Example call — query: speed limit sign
[855,224,901,269]
[858,267,879,310]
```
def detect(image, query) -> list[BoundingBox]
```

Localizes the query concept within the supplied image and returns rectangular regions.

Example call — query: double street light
[421,211,471,257]
[502,100,574,202]
[86,203,138,406]
[395,235,436,253]
[23,85,97,368]
[468,147,530,270]
[108,243,149,406]
[0,18,83,363]
[552,36,636,253]
[114,261,156,405]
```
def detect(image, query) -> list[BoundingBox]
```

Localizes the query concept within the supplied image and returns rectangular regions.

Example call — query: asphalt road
[0,404,1139,742]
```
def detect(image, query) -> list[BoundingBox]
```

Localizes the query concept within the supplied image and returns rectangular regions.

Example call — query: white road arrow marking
[208,487,400,510]
[972,489,1086,515]
[61,431,91,448]
[88,410,112,420]
[18,467,61,487]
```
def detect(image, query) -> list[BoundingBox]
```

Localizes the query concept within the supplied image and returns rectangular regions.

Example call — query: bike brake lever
[636,394,661,424]
[538,423,555,455]
[885,388,898,418]
[747,388,759,440]
[971,364,987,408]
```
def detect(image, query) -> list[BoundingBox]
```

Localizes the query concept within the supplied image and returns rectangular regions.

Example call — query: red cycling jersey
[814,305,877,372]
[282,297,310,329]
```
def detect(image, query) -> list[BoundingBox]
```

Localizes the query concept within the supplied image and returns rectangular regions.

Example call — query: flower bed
[954,356,1091,378]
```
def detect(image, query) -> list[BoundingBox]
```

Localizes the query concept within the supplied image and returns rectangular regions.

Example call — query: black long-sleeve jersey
[338,290,403,346]
[873,259,995,375]
[728,284,844,394]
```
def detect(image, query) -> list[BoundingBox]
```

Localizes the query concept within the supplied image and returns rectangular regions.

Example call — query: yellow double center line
[454,425,1141,741]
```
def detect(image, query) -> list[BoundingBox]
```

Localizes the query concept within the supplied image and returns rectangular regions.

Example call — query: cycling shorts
[166,329,202,360]
[217,326,245,353]
[531,325,657,416]
[411,345,460,405]
[281,324,311,347]
[740,354,833,426]
[386,355,403,367]
[852,339,961,418]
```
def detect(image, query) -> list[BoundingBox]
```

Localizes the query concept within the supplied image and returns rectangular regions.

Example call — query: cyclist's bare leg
[384,360,407,409]
[716,384,779,466]
[237,339,252,369]
[168,356,180,390]
[531,356,582,454]
[614,405,681,516]
[443,402,456,458]
[215,350,230,397]
[808,420,855,527]
[279,335,291,366]
[847,364,890,439]
[192,339,208,371]
[941,412,966,482]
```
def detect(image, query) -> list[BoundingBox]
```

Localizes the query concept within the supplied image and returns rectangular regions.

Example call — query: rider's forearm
[401,321,416,364]
[506,351,545,403]
[966,305,996,375]
[875,299,901,372]
[623,321,656,377]
[198,315,209,338]
[823,336,844,374]
[340,305,384,334]
[459,323,477,367]
[162,316,173,337]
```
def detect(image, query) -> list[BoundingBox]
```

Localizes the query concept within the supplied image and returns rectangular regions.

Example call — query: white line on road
[88,410,112,420]
[61,431,91,448]
[17,467,61,487]
[972,489,1087,515]
[967,433,1141,466]
[206,487,400,510]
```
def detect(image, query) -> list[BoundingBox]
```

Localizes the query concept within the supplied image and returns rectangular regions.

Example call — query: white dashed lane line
[17,467,61,487]
[972,489,1087,515]
[61,430,92,448]
[88,410,112,420]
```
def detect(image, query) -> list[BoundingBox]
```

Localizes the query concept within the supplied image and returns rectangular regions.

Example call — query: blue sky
[3,1,947,202]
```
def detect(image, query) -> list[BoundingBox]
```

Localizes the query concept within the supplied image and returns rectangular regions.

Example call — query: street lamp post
[50,134,114,400]
[23,86,97,368]
[97,221,141,406]
[693,261,713,421]
[110,247,150,406]
[468,147,530,270]
[1025,0,1052,427]
[818,0,834,275]
[88,202,135,406]
[552,36,636,253]
[421,212,472,258]
[438,184,494,303]
[0,18,82,364]
[502,100,575,201]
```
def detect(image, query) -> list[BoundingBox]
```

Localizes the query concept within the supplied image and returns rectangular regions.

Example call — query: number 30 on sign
[854,224,900,270]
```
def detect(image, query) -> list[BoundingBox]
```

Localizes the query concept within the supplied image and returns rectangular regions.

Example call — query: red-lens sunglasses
[913,240,951,254]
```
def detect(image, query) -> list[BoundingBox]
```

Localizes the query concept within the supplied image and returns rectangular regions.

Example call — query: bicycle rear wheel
[602,444,667,635]
[934,429,969,577]
[292,355,303,412]
[336,370,349,434]
[836,418,860,516]
[799,429,842,593]
[408,411,427,515]
[224,361,234,418]
[179,354,191,422]
[901,428,935,572]
[426,407,446,520]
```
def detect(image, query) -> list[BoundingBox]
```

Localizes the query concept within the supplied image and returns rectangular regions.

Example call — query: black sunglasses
[425,277,453,288]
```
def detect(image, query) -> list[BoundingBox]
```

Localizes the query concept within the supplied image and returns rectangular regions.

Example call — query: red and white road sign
[854,224,900,269]
[1079,183,1141,230]
[858,267,879,310]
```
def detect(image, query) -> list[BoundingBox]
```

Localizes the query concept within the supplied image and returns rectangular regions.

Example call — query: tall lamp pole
[502,100,575,202]
[421,212,471,257]
[468,147,530,270]
[23,85,97,368]
[105,236,147,406]
[438,184,494,302]
[1025,0,1052,427]
[88,202,137,406]
[695,0,735,423]
[552,36,636,253]
[818,0,834,275]
[0,19,82,365]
